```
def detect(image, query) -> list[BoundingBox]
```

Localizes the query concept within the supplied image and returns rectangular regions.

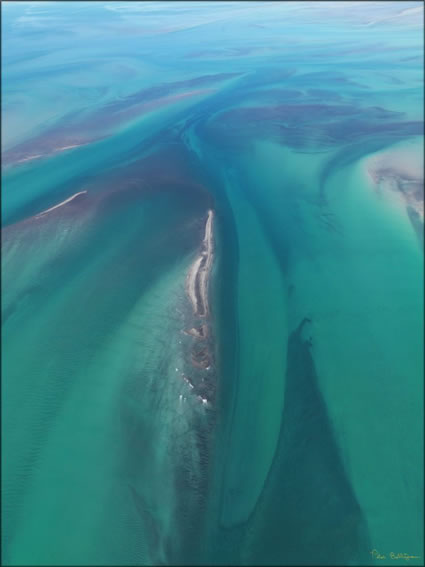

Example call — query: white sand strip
[35,191,87,218]
[185,209,214,317]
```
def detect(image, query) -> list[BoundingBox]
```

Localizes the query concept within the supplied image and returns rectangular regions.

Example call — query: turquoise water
[2,2,424,565]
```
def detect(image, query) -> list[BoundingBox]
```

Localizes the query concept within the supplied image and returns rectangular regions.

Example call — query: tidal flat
[2,2,424,565]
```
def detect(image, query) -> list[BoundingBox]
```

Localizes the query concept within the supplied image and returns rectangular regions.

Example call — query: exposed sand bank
[366,143,424,221]
[186,209,214,318]
[183,210,215,398]
[35,191,88,218]
[11,143,89,167]
[184,325,209,339]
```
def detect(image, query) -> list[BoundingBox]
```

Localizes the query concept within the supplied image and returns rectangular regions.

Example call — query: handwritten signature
[371,549,421,561]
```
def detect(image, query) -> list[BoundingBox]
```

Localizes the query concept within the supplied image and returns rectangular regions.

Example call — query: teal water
[2,2,424,565]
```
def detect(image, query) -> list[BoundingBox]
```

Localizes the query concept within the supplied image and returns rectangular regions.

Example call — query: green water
[193,137,423,565]
[2,2,423,565]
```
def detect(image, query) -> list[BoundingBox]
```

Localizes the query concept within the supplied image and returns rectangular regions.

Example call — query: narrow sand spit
[11,144,88,167]
[15,154,43,164]
[54,144,86,153]
[183,210,215,399]
[186,209,214,317]
[35,191,88,218]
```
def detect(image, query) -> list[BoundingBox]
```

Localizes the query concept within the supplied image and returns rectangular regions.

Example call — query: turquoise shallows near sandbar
[1,1,423,565]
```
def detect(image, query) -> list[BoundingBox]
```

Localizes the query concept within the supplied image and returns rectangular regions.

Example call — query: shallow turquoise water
[2,2,424,565]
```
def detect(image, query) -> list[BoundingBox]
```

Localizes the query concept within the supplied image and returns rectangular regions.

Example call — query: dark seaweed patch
[245,318,371,565]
